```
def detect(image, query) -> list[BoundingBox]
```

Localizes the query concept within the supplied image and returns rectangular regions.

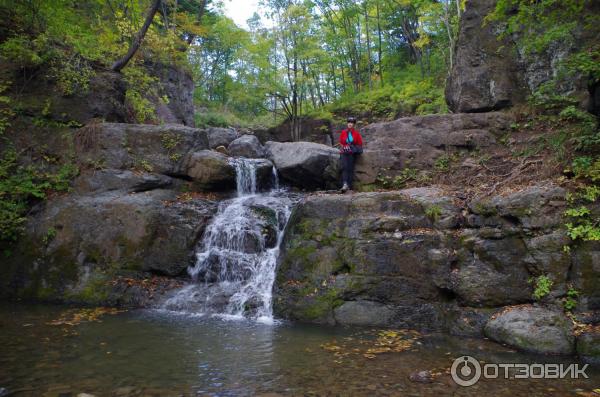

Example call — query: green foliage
[529,275,553,300]
[195,111,230,128]
[489,0,600,113]
[42,227,57,245]
[376,167,431,189]
[0,80,14,135]
[563,286,579,312]
[49,56,96,96]
[0,148,78,242]
[425,205,442,221]
[123,66,161,123]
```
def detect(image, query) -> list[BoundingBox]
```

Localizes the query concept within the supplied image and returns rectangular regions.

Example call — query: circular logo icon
[451,355,482,387]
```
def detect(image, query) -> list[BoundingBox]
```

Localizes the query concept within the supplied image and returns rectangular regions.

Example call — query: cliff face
[445,0,598,114]
[2,61,194,127]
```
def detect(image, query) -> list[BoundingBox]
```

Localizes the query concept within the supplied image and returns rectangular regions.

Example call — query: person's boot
[340,183,349,192]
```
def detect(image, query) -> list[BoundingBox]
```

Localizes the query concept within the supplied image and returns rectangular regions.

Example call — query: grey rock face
[207,127,239,149]
[265,141,341,190]
[273,184,586,340]
[445,0,526,112]
[228,134,266,158]
[334,300,396,326]
[445,0,597,113]
[1,189,217,302]
[576,331,600,363]
[354,112,513,186]
[147,62,195,126]
[74,123,209,176]
[182,150,236,191]
[484,305,575,354]
[73,169,173,194]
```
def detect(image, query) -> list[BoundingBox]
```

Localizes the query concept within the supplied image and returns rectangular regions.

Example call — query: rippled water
[0,303,598,396]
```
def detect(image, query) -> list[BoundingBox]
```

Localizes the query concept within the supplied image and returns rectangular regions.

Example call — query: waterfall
[162,158,291,323]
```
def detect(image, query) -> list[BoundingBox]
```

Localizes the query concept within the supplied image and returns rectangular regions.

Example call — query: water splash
[162,158,292,322]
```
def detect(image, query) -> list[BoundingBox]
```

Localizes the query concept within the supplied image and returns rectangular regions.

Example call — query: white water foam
[161,158,292,322]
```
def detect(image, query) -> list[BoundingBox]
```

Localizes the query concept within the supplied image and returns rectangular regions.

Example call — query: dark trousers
[341,153,356,188]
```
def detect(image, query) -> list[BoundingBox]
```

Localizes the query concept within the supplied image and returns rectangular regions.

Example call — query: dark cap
[347,116,357,123]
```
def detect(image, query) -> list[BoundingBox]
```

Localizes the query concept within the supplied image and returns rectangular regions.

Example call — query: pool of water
[0,303,598,396]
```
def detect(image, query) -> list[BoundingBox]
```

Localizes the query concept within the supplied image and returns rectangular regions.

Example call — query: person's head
[347,116,357,129]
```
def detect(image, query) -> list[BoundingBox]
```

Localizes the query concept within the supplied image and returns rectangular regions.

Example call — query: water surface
[0,303,598,396]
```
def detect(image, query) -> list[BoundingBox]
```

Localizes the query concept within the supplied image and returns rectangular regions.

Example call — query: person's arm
[355,130,363,146]
[339,130,346,146]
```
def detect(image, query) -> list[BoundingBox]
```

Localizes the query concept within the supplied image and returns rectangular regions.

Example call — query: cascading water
[161,157,292,323]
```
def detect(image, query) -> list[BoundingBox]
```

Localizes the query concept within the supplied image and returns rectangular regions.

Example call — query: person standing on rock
[339,116,363,192]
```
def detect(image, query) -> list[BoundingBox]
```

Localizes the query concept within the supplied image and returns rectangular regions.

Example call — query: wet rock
[484,305,575,355]
[265,141,340,190]
[1,189,217,303]
[450,234,533,307]
[182,150,236,191]
[570,240,600,311]
[576,330,600,363]
[333,300,395,326]
[207,127,239,149]
[273,190,457,328]
[409,370,433,383]
[228,134,266,158]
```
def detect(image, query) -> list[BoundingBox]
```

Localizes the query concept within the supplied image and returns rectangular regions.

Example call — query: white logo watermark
[451,355,589,387]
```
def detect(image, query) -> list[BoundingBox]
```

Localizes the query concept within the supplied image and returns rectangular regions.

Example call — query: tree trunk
[111,0,161,72]
[376,1,383,86]
[364,0,372,90]
[186,0,208,45]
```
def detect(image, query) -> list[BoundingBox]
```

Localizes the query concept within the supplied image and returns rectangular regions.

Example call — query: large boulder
[354,112,513,186]
[484,305,575,355]
[577,330,600,363]
[207,127,239,149]
[74,123,209,176]
[445,0,526,112]
[228,134,266,158]
[265,141,340,190]
[255,117,333,145]
[445,0,598,113]
[273,189,461,328]
[0,189,217,304]
[73,169,174,194]
[182,150,236,191]
[146,62,195,126]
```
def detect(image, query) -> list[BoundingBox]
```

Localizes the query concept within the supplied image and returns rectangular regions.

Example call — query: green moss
[298,288,343,321]
[65,272,110,304]
[472,201,497,216]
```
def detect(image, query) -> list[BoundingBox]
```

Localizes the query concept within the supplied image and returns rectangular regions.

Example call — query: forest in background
[192,0,461,132]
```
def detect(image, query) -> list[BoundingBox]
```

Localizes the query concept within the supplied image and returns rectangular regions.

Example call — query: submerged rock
[483,305,575,355]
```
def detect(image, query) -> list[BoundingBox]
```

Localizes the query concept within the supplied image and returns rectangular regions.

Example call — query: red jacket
[339,128,363,153]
